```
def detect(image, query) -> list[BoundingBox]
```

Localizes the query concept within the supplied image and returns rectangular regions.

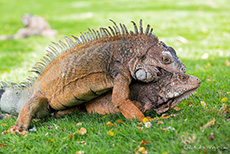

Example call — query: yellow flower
[142,117,149,123]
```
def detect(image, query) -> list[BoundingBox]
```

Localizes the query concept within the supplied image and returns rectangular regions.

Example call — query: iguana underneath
[55,71,200,116]
[0,19,186,131]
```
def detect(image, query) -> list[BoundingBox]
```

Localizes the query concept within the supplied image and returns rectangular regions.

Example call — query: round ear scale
[135,68,154,83]
[135,69,146,81]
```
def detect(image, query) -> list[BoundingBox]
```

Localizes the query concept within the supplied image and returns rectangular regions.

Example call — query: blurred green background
[0,0,229,81]
[0,0,229,153]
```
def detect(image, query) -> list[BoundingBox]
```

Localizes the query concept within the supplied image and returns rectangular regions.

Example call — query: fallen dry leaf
[0,143,7,147]
[146,116,152,121]
[187,101,193,106]
[200,101,209,112]
[106,121,114,127]
[117,119,123,124]
[205,62,211,69]
[173,106,181,111]
[109,129,114,136]
[221,97,228,103]
[137,147,146,152]
[156,121,164,125]
[164,115,171,119]
[1,131,8,135]
[152,117,159,120]
[160,114,168,118]
[32,119,41,122]
[225,59,230,66]
[76,151,84,154]
[227,90,230,95]
[46,138,55,146]
[138,127,143,130]
[140,140,152,145]
[76,122,82,126]
[200,118,215,132]
[77,141,87,145]
[69,134,74,140]
[208,133,215,140]
[200,101,206,108]
[219,89,224,95]
[1,123,7,127]
[78,127,87,135]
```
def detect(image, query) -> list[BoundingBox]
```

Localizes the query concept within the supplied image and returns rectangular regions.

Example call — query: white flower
[144,122,152,128]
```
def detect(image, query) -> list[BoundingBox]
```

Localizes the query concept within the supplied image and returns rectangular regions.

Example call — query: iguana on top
[0,19,186,131]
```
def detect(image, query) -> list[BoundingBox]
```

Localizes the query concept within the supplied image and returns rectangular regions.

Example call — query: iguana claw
[8,125,28,135]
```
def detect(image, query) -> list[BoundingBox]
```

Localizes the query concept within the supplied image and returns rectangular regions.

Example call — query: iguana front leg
[11,91,48,131]
[112,73,145,121]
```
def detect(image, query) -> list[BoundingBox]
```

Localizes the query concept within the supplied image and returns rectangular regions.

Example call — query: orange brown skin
[57,72,200,115]
[56,72,200,116]
[84,72,200,115]
[9,20,187,131]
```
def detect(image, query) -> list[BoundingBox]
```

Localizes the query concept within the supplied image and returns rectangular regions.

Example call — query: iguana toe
[8,125,28,135]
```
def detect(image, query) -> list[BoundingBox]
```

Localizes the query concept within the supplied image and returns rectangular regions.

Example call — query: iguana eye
[179,74,189,81]
[162,56,172,64]
[163,57,170,63]
[161,51,173,64]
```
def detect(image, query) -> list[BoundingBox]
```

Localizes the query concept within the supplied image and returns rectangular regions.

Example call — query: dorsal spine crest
[0,19,158,90]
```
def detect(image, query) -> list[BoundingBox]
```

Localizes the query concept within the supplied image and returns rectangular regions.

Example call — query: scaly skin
[0,19,187,131]
[85,71,200,115]
[56,71,200,116]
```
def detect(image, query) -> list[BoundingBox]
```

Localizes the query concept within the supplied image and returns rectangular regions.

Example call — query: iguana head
[130,70,200,114]
[129,41,186,82]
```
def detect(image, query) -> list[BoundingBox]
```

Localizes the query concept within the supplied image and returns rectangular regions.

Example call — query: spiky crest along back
[0,19,159,90]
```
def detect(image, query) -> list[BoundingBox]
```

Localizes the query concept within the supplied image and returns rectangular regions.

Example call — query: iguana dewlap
[0,19,186,130]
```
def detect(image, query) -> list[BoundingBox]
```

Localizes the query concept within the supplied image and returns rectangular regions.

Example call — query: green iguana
[0,19,186,131]
[54,70,200,116]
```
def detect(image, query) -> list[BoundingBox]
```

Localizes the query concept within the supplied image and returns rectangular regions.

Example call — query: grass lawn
[0,0,230,153]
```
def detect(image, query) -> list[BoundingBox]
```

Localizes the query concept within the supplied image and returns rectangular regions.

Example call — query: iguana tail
[0,82,33,115]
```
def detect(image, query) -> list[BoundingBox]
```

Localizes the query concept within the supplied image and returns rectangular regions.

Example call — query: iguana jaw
[155,87,198,114]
